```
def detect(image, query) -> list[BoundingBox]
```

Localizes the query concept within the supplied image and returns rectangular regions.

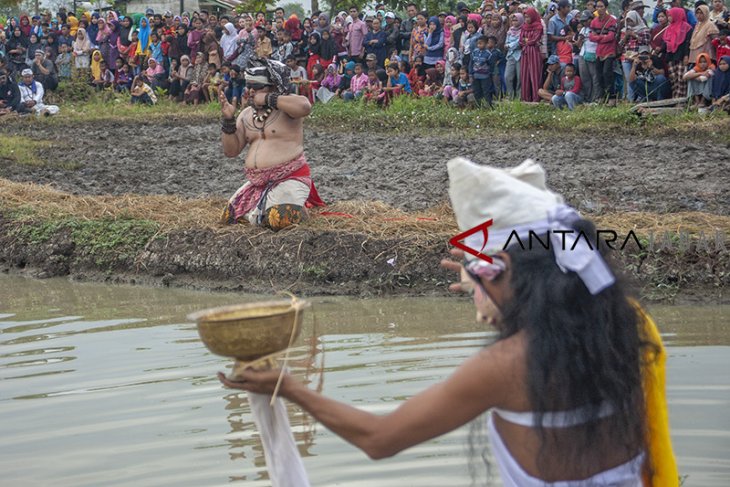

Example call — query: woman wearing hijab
[689,4,719,62]
[221,22,239,60]
[315,13,331,35]
[519,8,543,102]
[135,16,151,68]
[650,9,669,64]
[117,16,134,62]
[364,18,388,67]
[664,7,693,99]
[19,15,31,37]
[711,55,730,109]
[444,15,457,51]
[319,29,338,68]
[68,14,79,37]
[96,17,113,69]
[505,13,524,99]
[306,31,322,78]
[316,62,341,102]
[86,13,100,49]
[424,15,445,68]
[620,10,650,101]
[72,27,91,70]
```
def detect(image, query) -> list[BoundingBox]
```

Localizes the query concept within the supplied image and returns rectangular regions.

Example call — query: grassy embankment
[1,93,728,299]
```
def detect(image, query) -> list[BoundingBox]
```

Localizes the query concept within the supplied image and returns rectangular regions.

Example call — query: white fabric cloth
[488,412,645,487]
[248,392,310,487]
[447,157,615,295]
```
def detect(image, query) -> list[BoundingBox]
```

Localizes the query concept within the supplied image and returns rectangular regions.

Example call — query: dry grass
[1,179,728,239]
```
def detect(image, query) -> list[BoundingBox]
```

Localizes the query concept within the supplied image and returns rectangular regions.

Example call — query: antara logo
[449,219,494,263]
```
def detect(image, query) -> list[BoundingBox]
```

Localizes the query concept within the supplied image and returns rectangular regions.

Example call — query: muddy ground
[3,120,729,215]
[1,119,729,303]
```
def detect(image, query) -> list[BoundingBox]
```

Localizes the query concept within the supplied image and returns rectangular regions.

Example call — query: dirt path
[3,120,728,215]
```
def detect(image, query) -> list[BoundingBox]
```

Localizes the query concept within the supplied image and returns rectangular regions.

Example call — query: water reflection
[0,275,728,486]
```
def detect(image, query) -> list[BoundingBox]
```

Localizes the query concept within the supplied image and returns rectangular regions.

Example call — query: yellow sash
[635,303,679,487]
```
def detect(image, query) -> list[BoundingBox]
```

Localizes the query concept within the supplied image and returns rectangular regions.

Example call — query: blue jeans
[630,75,671,102]
[552,91,583,110]
[472,76,494,107]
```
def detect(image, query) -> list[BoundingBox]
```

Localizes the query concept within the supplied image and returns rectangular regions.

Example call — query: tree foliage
[279,2,306,19]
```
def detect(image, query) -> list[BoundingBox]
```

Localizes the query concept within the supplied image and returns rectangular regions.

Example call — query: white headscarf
[221,22,239,58]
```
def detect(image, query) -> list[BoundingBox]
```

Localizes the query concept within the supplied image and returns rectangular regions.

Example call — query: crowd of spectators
[1,0,730,116]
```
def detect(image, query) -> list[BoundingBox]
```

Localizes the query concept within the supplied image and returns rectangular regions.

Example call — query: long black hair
[480,218,654,478]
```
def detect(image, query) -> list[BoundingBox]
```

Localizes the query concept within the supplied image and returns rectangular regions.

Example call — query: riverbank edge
[1,212,727,304]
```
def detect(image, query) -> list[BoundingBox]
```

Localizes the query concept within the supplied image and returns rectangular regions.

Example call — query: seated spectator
[202,63,221,103]
[343,62,367,100]
[225,64,245,107]
[363,69,383,102]
[453,65,475,107]
[684,53,715,107]
[0,69,23,116]
[144,57,166,89]
[538,55,562,102]
[170,54,192,101]
[379,62,412,106]
[316,63,341,103]
[114,58,133,92]
[551,63,583,110]
[130,75,157,105]
[629,48,671,102]
[31,49,58,92]
[711,55,730,111]
[439,62,462,102]
[18,68,59,116]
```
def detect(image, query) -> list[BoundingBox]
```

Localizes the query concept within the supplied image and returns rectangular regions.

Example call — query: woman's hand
[440,248,471,293]
[219,88,235,118]
[217,368,291,396]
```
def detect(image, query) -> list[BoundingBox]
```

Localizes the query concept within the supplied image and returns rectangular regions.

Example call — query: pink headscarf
[467,13,483,27]
[508,13,524,36]
[96,18,112,42]
[663,7,692,54]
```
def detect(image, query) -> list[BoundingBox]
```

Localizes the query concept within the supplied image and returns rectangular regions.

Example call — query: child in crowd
[379,63,411,106]
[408,55,426,94]
[684,53,715,108]
[130,75,157,105]
[273,30,294,62]
[469,35,502,108]
[184,52,207,104]
[316,63,341,103]
[711,31,730,60]
[440,62,462,102]
[226,65,245,107]
[202,63,221,103]
[711,55,730,112]
[363,69,383,102]
[551,63,583,110]
[419,68,443,97]
[453,66,475,107]
[343,62,367,100]
[96,59,114,89]
[286,55,308,94]
[55,43,72,80]
[256,25,273,58]
[114,58,133,92]
[335,61,355,98]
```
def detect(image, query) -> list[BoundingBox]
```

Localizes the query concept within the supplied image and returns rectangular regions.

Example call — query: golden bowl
[188,299,310,361]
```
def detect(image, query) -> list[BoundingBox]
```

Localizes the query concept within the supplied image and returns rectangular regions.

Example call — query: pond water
[1,275,728,486]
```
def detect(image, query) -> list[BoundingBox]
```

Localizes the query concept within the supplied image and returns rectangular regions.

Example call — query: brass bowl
[188,299,310,361]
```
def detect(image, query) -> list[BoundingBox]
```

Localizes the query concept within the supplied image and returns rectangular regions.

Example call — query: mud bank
[2,120,729,214]
[1,212,727,304]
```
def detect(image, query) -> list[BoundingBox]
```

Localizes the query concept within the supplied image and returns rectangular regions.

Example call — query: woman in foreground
[219,158,677,486]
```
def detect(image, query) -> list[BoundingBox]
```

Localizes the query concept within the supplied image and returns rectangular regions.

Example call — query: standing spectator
[589,0,619,104]
[619,8,651,101]
[365,18,388,67]
[548,0,574,56]
[424,16,445,68]
[409,12,429,64]
[689,4,719,61]
[469,35,502,107]
[664,7,693,99]
[400,3,419,57]
[520,8,544,102]
[505,13,523,98]
[55,42,72,80]
[346,6,368,63]
[72,28,91,71]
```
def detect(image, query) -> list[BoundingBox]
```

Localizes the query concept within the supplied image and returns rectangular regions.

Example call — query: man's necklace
[251,106,273,139]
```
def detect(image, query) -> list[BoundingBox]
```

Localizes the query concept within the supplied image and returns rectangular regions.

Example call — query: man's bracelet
[266,92,280,110]
[221,117,237,134]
